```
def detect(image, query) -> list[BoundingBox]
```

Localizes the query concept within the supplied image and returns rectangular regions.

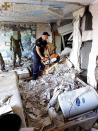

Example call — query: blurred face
[42,35,48,40]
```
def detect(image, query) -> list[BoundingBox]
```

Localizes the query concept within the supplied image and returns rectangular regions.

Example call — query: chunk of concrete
[0,105,12,115]
[0,72,26,127]
[11,68,30,79]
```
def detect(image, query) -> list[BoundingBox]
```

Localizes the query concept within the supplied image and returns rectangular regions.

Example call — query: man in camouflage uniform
[0,52,5,71]
[10,30,23,67]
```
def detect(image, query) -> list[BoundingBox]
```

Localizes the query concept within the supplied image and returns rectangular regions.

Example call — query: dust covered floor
[18,57,76,129]
[1,56,98,131]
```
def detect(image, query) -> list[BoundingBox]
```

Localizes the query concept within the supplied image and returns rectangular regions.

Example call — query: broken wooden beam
[45,63,58,75]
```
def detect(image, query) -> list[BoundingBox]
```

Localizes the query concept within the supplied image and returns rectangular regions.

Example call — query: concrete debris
[40,117,51,127]
[93,122,98,129]
[79,118,98,130]
[12,68,30,79]
[48,107,64,126]
[48,89,63,108]
[33,108,42,116]
[60,47,71,57]
[19,55,95,129]
[26,102,33,109]
[0,105,13,115]
[28,113,37,120]
[3,53,97,130]
[43,89,53,101]
[17,55,81,128]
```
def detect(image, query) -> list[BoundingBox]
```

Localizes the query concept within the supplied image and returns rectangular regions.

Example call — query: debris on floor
[0,55,98,131]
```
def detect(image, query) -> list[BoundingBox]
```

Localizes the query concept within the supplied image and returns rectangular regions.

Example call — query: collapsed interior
[0,0,98,131]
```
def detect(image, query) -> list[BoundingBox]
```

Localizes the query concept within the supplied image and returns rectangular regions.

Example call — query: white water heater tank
[58,86,98,118]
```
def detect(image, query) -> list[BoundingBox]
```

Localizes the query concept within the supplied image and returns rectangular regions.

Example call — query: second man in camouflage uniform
[10,29,24,68]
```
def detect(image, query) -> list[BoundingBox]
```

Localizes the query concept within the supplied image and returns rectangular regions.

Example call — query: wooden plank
[45,63,58,74]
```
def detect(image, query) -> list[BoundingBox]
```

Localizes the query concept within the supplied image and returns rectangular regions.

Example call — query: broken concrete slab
[60,47,71,57]
[11,68,30,79]
[0,105,12,115]
[0,72,26,127]
[18,54,95,128]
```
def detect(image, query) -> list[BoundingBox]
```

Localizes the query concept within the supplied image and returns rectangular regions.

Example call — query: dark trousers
[33,54,45,80]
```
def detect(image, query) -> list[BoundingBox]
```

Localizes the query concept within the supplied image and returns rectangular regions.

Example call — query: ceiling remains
[0,0,97,23]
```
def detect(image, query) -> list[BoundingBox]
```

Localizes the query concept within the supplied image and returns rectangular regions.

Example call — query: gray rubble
[3,55,97,130]
[17,55,83,130]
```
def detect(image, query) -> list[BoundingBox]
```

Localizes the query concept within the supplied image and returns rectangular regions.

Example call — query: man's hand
[22,47,24,51]
[41,57,49,62]
[10,47,12,51]
[41,56,45,60]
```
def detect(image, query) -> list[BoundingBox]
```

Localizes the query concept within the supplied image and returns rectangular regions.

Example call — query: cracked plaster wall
[69,8,85,71]
[87,4,98,88]
[69,5,98,88]
[0,24,36,59]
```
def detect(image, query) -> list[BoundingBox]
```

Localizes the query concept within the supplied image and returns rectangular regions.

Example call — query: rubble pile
[0,54,98,130]
[18,56,87,130]
[1,53,97,130]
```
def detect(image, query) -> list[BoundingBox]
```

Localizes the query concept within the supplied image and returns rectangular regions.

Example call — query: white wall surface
[87,4,98,88]
[81,41,92,69]
[69,8,85,71]
[58,23,73,36]
[69,5,98,88]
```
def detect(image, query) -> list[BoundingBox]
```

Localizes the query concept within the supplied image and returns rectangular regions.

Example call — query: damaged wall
[0,23,53,61]
[68,8,85,71]
[68,5,98,88]
[80,41,92,69]
[0,23,36,59]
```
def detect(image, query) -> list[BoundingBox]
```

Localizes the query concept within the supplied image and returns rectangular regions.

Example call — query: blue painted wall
[0,24,36,59]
